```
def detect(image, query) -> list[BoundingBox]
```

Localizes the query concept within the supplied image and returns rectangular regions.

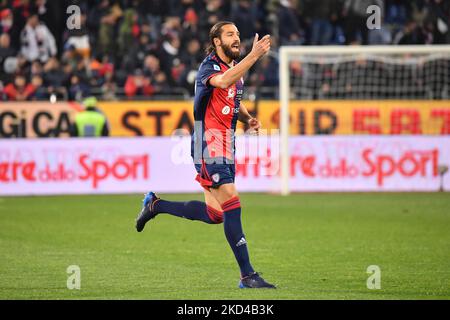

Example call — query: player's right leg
[135,162,226,232]
[135,190,223,232]
[135,191,159,232]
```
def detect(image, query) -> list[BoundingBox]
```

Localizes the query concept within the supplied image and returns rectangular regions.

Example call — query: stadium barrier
[1,100,450,138]
[1,135,449,195]
[97,100,450,136]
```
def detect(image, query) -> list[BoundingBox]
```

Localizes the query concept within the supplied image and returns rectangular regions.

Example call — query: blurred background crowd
[0,0,449,101]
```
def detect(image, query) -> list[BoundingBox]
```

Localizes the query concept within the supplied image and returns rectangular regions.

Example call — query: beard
[220,42,240,60]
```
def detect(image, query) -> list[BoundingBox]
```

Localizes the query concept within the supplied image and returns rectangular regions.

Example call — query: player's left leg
[210,183,276,289]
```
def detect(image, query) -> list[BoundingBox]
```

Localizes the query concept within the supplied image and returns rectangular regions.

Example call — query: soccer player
[135,21,275,289]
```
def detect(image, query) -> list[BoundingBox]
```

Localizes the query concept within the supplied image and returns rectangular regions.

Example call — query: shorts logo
[221,106,230,115]
[213,64,220,71]
[212,173,220,183]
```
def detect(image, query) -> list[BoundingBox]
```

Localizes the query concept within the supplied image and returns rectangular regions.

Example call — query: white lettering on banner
[0,136,449,195]
[0,138,151,195]
[0,153,148,188]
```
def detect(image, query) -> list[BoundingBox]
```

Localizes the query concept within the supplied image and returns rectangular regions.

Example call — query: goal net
[279,45,450,195]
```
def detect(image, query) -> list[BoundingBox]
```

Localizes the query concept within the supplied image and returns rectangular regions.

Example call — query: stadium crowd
[0,0,449,101]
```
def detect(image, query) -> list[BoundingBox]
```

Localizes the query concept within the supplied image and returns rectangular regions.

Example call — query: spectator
[231,0,257,41]
[181,7,200,41]
[304,0,341,45]
[42,57,67,99]
[143,54,161,77]
[368,26,393,45]
[179,38,203,92]
[0,8,21,51]
[64,12,91,59]
[35,0,66,54]
[29,74,47,100]
[278,0,304,45]
[426,0,450,44]
[61,44,82,72]
[158,32,181,85]
[136,0,170,37]
[121,26,156,75]
[68,74,90,101]
[118,8,139,58]
[145,57,171,94]
[0,33,15,78]
[0,9,13,35]
[1,53,26,84]
[394,20,427,44]
[3,74,35,101]
[257,55,279,87]
[124,69,154,98]
[171,0,200,19]
[20,13,57,63]
[180,38,203,69]
[198,0,225,42]
[342,0,384,45]
[43,57,65,87]
[101,71,118,101]
[30,60,43,77]
[94,0,123,59]
[161,16,182,39]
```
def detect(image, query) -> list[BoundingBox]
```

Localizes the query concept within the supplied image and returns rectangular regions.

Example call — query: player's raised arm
[210,33,271,89]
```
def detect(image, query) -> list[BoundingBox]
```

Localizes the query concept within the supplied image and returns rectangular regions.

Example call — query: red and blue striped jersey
[191,53,244,163]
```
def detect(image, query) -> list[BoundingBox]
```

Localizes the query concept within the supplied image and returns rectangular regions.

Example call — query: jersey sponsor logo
[222,106,231,115]
[213,64,220,71]
[221,106,239,115]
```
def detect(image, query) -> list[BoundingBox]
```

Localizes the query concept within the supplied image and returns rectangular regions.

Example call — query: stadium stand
[0,0,449,101]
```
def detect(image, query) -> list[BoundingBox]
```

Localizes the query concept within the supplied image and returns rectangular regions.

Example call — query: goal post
[279,45,450,195]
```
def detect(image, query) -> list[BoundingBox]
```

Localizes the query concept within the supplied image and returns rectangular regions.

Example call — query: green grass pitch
[0,192,449,300]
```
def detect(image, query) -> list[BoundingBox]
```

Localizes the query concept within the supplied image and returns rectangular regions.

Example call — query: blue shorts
[194,161,235,190]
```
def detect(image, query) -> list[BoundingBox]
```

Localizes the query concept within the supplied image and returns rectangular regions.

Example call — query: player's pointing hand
[250,33,271,59]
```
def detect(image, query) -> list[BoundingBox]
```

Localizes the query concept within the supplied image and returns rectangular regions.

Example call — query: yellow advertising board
[0,102,82,138]
[258,100,450,135]
[97,100,450,136]
[97,101,195,136]
[1,100,449,138]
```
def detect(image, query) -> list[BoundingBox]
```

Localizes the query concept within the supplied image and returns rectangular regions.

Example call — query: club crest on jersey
[227,88,235,99]
[212,173,220,183]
